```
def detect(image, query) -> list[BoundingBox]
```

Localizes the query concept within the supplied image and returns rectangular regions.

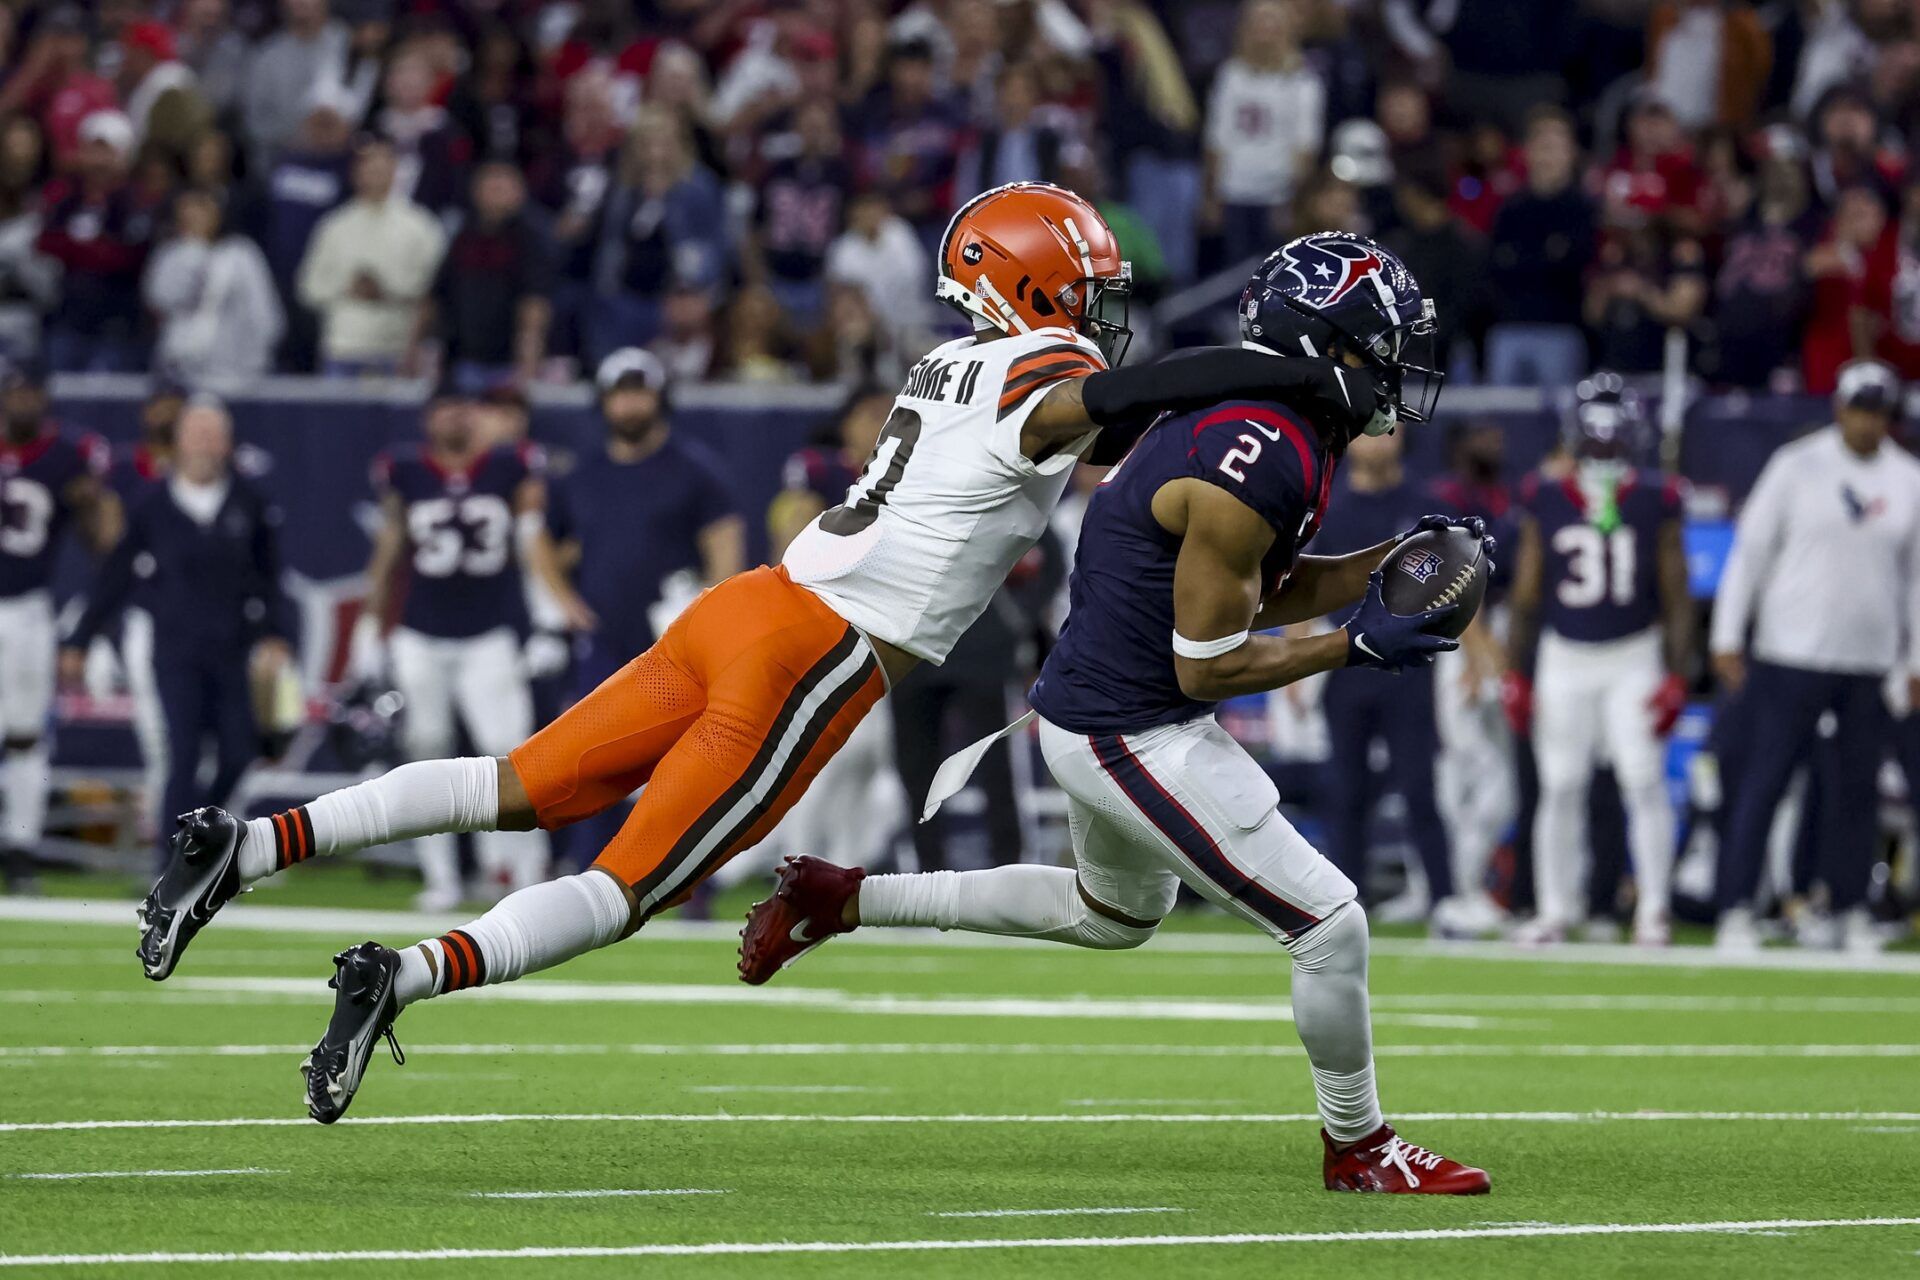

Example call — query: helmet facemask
[1067,263,1133,365]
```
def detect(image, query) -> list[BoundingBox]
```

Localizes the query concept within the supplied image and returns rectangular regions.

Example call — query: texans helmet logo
[1280,235,1387,310]
[1840,484,1886,523]
[1397,547,1443,584]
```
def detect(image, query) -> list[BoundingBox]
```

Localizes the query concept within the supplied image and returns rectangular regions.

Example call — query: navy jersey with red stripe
[0,427,106,598]
[1032,399,1335,733]
[375,443,536,639]
[1520,466,1682,642]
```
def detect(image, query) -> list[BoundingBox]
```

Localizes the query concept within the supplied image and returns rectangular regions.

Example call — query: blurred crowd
[0,0,1918,391]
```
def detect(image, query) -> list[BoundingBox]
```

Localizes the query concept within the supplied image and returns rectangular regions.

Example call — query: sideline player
[742,234,1490,1194]
[0,356,117,889]
[353,383,556,907]
[1503,375,1690,945]
[132,182,1380,1122]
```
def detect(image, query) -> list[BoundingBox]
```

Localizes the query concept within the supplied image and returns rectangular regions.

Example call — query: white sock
[862,866,1154,949]
[1622,776,1675,926]
[238,757,500,884]
[1,743,49,849]
[1531,781,1588,926]
[1287,903,1385,1143]
[397,870,630,1008]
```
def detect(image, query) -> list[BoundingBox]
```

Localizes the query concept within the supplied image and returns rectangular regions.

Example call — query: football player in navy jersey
[748,234,1491,1194]
[1504,375,1691,946]
[0,355,117,887]
[354,383,560,908]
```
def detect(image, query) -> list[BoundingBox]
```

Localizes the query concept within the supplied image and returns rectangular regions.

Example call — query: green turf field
[2,882,1918,1278]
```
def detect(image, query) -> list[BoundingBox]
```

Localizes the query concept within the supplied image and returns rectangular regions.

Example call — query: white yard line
[6,898,1918,974]
[6,1110,1920,1135]
[130,978,1515,1030]
[4,1041,1919,1061]
[3,1217,1918,1266]
[1372,994,1920,1014]
[930,1207,1184,1218]
[7,1169,277,1181]
[683,1085,883,1095]
[470,1189,728,1200]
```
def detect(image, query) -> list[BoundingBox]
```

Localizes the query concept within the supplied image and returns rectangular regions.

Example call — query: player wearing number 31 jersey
[132,181,1381,1126]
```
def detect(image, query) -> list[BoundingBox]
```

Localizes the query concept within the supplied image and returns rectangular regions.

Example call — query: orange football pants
[509,566,886,926]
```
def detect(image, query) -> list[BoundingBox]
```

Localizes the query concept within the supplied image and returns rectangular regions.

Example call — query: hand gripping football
[1378,527,1489,640]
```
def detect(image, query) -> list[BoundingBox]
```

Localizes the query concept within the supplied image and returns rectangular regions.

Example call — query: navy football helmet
[1239,232,1444,433]
[1566,372,1649,463]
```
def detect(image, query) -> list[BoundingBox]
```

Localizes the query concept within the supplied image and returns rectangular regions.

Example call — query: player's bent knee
[1073,908,1158,950]
[1285,900,1368,975]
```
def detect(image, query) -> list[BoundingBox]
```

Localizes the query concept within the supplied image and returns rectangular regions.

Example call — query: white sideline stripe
[470,1189,727,1201]
[683,1085,880,1095]
[4,1217,1919,1266]
[8,1169,277,1181]
[931,1207,1183,1218]
[158,977,1503,1029]
[1372,994,1920,1014]
[5,1042,1920,1061]
[8,897,1920,974]
[7,1110,1920,1134]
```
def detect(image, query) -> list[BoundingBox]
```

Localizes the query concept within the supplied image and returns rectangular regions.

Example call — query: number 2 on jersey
[1552,523,1636,608]
[821,408,922,536]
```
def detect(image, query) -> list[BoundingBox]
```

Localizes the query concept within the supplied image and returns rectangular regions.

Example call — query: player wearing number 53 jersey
[357,383,553,909]
[1505,375,1692,946]
[133,182,1378,1126]
[0,355,116,886]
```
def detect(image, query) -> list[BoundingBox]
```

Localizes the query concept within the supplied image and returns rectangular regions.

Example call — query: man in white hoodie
[297,136,445,377]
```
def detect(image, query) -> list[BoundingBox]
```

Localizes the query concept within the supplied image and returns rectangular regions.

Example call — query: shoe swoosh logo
[788,919,817,945]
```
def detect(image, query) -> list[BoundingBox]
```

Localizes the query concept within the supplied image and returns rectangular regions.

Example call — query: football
[1379,526,1490,639]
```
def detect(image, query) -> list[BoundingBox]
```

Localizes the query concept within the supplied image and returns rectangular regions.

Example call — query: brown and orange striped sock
[264,806,316,873]
[433,928,488,994]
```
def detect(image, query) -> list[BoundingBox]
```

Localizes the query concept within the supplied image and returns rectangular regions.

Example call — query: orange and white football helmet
[935,181,1134,363]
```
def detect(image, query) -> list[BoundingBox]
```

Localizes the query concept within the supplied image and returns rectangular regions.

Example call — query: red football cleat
[737,856,865,985]
[1323,1124,1490,1194]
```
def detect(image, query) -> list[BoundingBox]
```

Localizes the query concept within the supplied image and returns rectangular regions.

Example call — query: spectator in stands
[825,189,931,339]
[1876,176,1920,378]
[1786,0,1874,120]
[1585,224,1708,374]
[117,19,210,171]
[1645,2,1774,132]
[449,21,536,166]
[1710,359,1920,954]
[589,105,725,361]
[1802,183,1892,392]
[1383,155,1487,371]
[1599,92,1706,235]
[803,281,908,387]
[1808,84,1902,209]
[0,115,55,357]
[1203,0,1325,266]
[0,5,117,170]
[242,0,357,171]
[1486,107,1595,386]
[261,89,354,372]
[423,161,550,389]
[1446,120,1523,236]
[175,0,248,120]
[145,186,283,383]
[1375,80,1433,174]
[1703,135,1816,388]
[534,69,624,363]
[852,38,964,239]
[943,0,1004,123]
[1383,0,1577,131]
[717,284,800,384]
[297,135,446,377]
[37,110,153,372]
[956,62,1072,199]
[748,97,847,323]
[1288,169,1368,237]
[377,47,473,222]
[650,280,716,382]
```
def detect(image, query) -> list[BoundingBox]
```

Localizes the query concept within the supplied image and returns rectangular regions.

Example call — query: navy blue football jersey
[0,428,106,598]
[375,443,537,639]
[1520,467,1682,642]
[1032,399,1335,733]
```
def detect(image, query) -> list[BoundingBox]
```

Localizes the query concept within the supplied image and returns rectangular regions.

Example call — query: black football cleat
[136,808,246,981]
[302,942,407,1124]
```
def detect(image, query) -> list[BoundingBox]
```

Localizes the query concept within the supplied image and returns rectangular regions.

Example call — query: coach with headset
[1709,359,1920,954]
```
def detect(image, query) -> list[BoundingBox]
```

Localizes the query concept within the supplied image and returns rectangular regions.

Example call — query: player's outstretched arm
[1022,350,1380,464]
[1162,480,1350,701]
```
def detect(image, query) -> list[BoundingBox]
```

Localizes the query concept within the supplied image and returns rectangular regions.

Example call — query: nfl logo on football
[1398,547,1442,584]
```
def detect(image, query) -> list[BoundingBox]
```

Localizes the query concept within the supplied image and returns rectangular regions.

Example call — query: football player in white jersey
[129,181,1383,1124]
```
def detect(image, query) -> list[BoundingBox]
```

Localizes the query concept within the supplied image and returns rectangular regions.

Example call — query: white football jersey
[784,327,1105,663]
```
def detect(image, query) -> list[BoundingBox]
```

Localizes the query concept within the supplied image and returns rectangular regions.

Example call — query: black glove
[1397,513,1497,565]
[1343,570,1461,672]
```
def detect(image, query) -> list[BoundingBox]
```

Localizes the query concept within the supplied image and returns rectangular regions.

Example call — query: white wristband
[1172,629,1250,660]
